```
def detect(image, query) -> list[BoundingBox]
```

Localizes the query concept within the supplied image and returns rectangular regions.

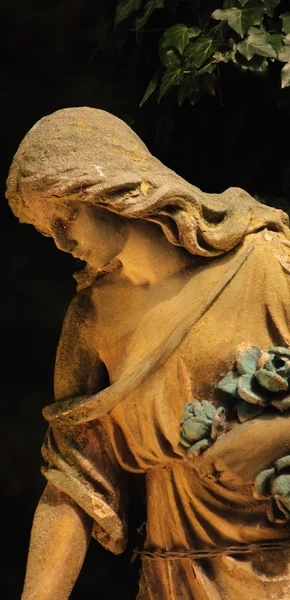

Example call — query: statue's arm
[21,483,92,600]
[22,291,108,600]
[194,412,290,485]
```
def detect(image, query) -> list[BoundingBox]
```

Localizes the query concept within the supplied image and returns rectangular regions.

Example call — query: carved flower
[217,344,290,422]
[254,455,290,523]
[180,400,226,457]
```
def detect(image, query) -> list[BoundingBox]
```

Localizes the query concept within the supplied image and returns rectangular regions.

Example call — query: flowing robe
[42,229,290,599]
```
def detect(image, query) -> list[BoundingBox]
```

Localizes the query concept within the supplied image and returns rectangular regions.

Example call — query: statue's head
[6,106,289,266]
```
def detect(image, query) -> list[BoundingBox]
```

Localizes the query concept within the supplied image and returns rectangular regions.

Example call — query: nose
[56,237,78,252]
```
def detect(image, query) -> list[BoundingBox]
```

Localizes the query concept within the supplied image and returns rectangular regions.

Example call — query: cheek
[52,219,78,251]
[95,222,125,256]
[75,219,116,251]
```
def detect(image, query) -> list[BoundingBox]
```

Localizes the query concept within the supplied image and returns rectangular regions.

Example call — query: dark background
[1,1,290,598]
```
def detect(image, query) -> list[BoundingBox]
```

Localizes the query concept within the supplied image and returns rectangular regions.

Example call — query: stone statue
[6,106,290,600]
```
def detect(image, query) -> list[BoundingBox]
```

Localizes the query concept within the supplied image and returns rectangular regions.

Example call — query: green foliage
[139,71,160,107]
[263,0,281,17]
[237,27,281,60]
[135,0,164,31]
[115,0,142,25]
[161,24,201,55]
[281,12,290,35]
[212,2,265,37]
[282,61,290,88]
[158,63,182,100]
[115,0,290,106]
[184,34,221,69]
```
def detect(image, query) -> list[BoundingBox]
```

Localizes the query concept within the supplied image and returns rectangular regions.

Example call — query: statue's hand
[193,412,290,486]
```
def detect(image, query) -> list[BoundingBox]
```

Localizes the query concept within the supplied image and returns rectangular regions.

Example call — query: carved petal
[253,467,275,500]
[179,433,192,448]
[267,500,289,524]
[236,400,264,423]
[236,345,261,376]
[275,455,290,473]
[187,438,209,457]
[183,402,196,416]
[237,374,268,405]
[276,361,290,379]
[217,370,239,397]
[201,400,217,420]
[267,347,290,358]
[181,419,209,442]
[271,395,290,411]
[271,474,290,498]
[275,499,290,521]
[190,402,206,419]
[216,406,226,417]
[256,368,288,392]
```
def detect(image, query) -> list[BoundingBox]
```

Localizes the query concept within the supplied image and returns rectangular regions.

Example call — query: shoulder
[242,229,290,277]
[60,270,138,349]
[67,287,97,325]
[59,286,99,357]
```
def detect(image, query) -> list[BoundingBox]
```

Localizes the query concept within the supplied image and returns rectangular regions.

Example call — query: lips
[72,247,90,260]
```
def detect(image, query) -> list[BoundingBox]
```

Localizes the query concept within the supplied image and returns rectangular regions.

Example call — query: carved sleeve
[41,289,128,555]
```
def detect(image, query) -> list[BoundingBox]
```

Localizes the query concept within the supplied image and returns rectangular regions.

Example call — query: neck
[117,219,193,286]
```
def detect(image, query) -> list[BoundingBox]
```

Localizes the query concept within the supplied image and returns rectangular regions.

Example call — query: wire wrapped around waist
[141,539,290,560]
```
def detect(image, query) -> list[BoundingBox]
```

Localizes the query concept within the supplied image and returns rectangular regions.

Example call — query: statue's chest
[92,276,189,380]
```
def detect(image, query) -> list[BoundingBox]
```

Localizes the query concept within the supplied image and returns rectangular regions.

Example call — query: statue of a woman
[6,107,290,600]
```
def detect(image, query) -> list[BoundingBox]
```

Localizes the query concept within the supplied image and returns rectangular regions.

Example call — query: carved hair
[6,107,289,258]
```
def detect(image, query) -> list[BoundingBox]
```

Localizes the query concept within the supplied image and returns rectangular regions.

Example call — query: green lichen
[218,345,290,422]
[254,455,290,524]
[180,400,226,457]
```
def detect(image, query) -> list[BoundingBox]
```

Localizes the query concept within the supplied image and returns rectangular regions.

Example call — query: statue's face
[23,198,126,269]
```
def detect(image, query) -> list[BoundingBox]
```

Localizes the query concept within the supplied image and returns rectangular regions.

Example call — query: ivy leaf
[281,13,290,36]
[189,90,204,106]
[278,36,290,63]
[188,26,202,39]
[158,64,181,101]
[269,33,283,56]
[237,27,278,60]
[189,73,217,105]
[139,72,160,107]
[135,0,164,32]
[159,47,180,66]
[213,50,236,62]
[161,24,201,55]
[212,2,264,37]
[197,62,216,76]
[200,73,217,96]
[184,36,219,69]
[234,51,269,73]
[115,0,141,25]
[281,62,290,88]
[263,0,280,18]
[178,73,199,106]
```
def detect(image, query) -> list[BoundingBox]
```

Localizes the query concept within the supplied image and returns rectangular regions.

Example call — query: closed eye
[53,218,69,232]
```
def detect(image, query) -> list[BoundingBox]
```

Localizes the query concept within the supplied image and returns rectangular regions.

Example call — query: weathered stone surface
[6,107,290,599]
